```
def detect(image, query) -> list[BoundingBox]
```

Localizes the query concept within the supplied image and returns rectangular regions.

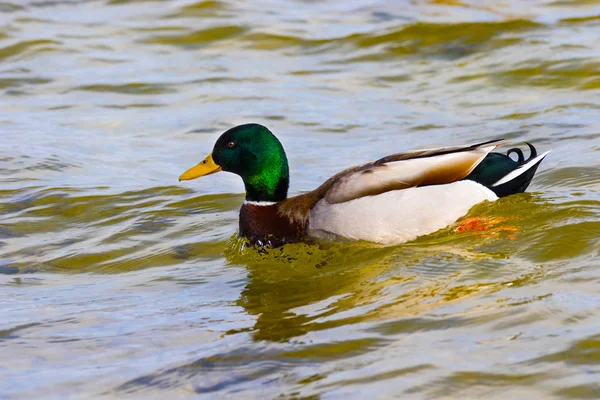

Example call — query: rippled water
[2,0,600,398]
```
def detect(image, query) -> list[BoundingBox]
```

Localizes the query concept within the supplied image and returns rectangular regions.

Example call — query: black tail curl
[465,142,548,198]
[506,142,536,165]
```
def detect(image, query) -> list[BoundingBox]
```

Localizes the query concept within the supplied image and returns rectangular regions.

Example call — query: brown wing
[277,139,505,226]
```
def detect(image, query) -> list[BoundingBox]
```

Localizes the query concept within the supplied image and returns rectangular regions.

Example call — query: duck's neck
[243,167,289,203]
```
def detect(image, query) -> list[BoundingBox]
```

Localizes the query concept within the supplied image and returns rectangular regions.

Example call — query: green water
[1,0,600,398]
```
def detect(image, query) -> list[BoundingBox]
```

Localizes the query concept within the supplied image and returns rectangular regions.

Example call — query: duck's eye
[226,141,236,149]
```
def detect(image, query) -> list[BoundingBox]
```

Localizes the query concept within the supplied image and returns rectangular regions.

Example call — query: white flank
[308,180,498,245]
[244,200,277,206]
[492,151,551,187]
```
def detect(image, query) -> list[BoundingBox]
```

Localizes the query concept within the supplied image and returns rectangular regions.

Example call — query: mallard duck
[179,123,549,247]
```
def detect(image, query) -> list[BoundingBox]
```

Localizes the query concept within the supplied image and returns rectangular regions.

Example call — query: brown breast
[239,203,306,247]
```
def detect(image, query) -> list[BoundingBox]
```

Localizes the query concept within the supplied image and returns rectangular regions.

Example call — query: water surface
[1,0,600,398]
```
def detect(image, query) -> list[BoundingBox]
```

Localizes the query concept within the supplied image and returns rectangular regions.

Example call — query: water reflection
[229,232,549,342]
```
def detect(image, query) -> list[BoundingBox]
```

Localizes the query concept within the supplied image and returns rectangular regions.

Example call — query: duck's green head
[179,123,289,202]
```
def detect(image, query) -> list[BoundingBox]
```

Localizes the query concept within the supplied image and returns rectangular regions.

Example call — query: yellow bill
[179,152,222,181]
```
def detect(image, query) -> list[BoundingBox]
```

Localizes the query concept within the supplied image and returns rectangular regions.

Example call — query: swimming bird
[179,123,549,247]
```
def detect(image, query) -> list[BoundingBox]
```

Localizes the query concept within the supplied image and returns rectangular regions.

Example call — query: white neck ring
[244,200,277,206]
